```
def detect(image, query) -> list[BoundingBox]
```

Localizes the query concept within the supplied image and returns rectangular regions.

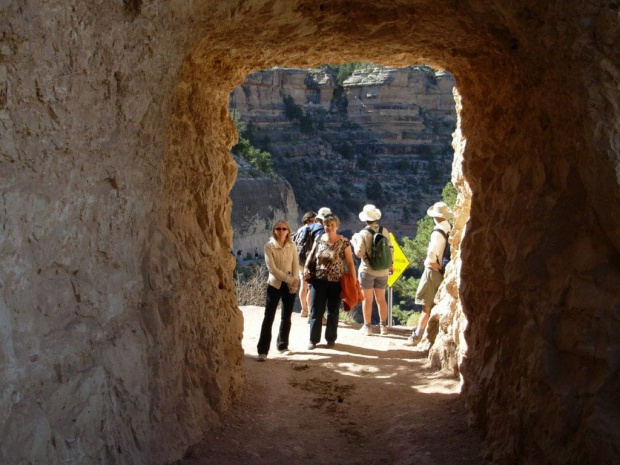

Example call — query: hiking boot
[326,341,335,348]
[379,324,388,336]
[277,348,291,355]
[307,343,316,350]
[405,335,421,346]
[257,354,267,362]
[360,324,372,336]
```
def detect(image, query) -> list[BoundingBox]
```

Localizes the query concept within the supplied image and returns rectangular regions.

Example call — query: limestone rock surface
[1,1,619,464]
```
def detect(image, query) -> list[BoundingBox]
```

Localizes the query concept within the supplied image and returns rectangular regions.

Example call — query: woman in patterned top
[303,214,356,349]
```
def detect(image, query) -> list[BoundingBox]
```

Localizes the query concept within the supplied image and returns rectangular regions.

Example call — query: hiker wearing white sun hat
[351,204,393,336]
[406,201,453,347]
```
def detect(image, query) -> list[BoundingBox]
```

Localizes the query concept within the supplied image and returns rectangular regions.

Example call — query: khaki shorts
[359,271,388,290]
[415,268,443,307]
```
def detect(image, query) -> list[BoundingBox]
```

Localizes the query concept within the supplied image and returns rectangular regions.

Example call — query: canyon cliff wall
[230,171,299,256]
[229,66,456,236]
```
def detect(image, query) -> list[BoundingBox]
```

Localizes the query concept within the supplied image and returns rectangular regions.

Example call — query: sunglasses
[274,227,289,231]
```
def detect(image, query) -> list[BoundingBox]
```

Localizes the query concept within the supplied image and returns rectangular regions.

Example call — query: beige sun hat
[359,204,382,222]
[315,207,332,220]
[427,201,453,219]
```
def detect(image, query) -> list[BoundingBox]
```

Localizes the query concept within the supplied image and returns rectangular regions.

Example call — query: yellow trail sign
[388,233,410,287]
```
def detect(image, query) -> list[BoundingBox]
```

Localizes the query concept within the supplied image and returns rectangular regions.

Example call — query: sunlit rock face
[229,66,456,235]
[1,1,618,464]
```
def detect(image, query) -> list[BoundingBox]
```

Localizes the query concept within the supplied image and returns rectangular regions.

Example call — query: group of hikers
[256,202,453,361]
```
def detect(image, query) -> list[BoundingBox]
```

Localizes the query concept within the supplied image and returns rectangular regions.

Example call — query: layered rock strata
[229,66,456,235]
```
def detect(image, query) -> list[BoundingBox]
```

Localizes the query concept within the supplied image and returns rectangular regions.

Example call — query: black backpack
[292,225,312,263]
[364,226,392,270]
[432,228,450,274]
[293,223,324,263]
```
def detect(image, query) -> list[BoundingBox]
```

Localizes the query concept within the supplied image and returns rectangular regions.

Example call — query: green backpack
[365,226,392,270]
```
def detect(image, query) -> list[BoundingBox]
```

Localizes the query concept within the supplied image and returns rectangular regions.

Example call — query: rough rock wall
[427,89,471,376]
[1,1,619,464]
[0,2,243,464]
[230,175,299,256]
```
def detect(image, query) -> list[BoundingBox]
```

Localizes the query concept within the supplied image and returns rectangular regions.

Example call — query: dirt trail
[174,306,487,465]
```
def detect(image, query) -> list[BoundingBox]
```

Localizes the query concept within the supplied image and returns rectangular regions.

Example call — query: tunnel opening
[227,63,460,329]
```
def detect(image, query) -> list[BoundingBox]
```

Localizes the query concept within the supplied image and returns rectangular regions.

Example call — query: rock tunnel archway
[2,1,619,464]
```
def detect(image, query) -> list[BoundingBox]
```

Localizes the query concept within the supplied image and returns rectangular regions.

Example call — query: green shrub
[406,312,421,328]
[232,136,274,174]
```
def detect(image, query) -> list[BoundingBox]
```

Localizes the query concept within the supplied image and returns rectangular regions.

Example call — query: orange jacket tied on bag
[340,273,364,311]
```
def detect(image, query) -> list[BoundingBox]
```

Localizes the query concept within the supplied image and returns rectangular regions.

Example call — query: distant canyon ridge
[229,65,456,253]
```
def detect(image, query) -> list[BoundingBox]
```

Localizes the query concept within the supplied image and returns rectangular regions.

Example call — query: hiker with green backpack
[351,204,394,336]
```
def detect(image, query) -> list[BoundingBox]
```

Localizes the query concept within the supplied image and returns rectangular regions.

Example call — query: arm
[264,243,294,284]
[387,229,395,274]
[344,242,356,279]
[351,232,365,259]
[303,240,318,280]
[291,245,300,287]
[425,231,444,271]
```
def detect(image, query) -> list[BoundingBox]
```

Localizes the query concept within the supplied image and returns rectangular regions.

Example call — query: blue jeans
[257,283,296,354]
[309,279,341,344]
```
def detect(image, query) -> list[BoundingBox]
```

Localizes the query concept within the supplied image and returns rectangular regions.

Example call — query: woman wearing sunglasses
[256,221,300,361]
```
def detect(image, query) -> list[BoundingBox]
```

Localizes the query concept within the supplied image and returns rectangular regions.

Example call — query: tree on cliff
[232,117,274,175]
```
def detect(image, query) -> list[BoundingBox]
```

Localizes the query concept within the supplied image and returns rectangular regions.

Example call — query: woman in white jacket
[256,221,300,361]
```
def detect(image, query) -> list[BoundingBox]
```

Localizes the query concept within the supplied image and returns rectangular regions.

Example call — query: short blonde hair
[271,221,292,241]
[322,214,340,228]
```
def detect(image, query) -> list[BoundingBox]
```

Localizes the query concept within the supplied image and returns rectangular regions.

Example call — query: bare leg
[417,305,432,335]
[406,305,432,345]
[361,288,375,323]
[374,288,388,323]
[299,279,309,316]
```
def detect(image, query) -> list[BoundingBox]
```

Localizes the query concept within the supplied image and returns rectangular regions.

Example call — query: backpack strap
[432,228,450,265]
[363,225,383,261]
[432,228,448,241]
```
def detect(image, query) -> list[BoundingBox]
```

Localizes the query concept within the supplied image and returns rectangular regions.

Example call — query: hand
[430,261,441,272]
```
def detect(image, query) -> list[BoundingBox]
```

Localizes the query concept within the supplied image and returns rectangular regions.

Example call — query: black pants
[309,279,341,344]
[257,283,296,354]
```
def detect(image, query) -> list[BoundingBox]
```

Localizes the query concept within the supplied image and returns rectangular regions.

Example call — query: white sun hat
[358,204,382,222]
[427,202,453,219]
[315,207,332,220]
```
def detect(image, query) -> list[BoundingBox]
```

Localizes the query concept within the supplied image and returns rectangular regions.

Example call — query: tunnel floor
[172,306,487,465]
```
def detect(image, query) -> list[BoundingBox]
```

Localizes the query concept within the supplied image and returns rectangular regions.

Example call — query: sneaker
[360,324,372,336]
[379,324,388,336]
[277,348,291,355]
[326,341,335,348]
[307,343,316,350]
[405,335,421,346]
[257,354,267,362]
